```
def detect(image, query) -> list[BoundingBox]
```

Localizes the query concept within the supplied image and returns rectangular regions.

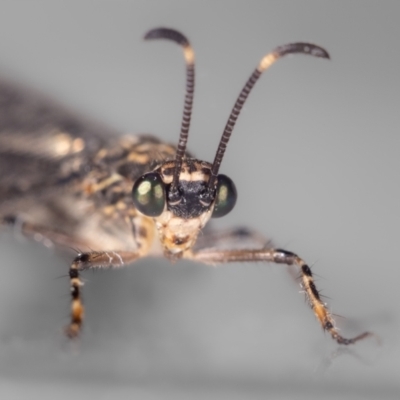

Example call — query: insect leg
[191,245,371,345]
[66,250,140,338]
[2,215,151,338]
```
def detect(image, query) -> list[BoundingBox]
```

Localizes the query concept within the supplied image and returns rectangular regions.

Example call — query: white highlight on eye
[218,185,228,202]
[138,181,151,195]
[154,185,163,199]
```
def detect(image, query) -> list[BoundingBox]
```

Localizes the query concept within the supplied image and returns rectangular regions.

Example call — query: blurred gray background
[0,1,399,399]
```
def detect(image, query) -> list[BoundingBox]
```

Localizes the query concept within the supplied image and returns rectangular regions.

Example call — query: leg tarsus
[273,249,371,346]
[191,245,372,346]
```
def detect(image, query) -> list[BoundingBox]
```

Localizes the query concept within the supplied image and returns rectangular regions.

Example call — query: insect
[0,27,371,344]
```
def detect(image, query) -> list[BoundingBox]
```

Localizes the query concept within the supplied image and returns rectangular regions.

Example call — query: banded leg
[67,250,140,338]
[192,246,371,345]
[2,215,148,338]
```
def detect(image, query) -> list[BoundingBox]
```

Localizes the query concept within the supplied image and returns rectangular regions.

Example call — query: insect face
[132,158,237,256]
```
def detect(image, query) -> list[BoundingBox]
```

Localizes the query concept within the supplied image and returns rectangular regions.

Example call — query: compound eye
[132,172,166,217]
[211,174,237,218]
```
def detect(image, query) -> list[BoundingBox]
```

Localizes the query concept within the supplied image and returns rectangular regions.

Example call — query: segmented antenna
[207,42,330,190]
[144,28,195,197]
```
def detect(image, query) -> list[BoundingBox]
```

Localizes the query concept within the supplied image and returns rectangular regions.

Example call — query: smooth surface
[0,1,399,398]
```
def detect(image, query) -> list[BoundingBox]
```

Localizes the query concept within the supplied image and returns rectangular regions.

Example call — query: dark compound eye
[212,174,237,218]
[132,172,166,217]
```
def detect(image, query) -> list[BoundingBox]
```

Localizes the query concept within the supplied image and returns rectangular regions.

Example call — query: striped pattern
[145,28,195,193]
[208,42,330,188]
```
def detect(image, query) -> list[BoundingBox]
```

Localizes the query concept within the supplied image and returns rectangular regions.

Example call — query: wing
[0,77,126,248]
[0,78,120,206]
[0,77,177,252]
